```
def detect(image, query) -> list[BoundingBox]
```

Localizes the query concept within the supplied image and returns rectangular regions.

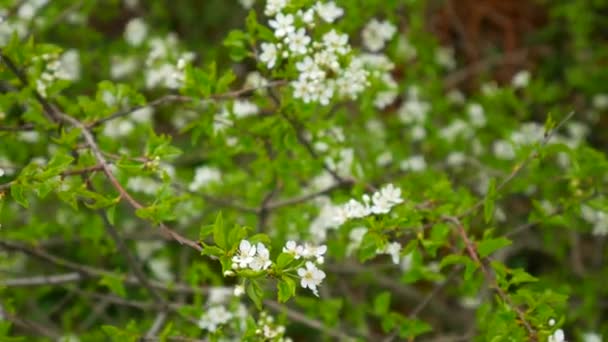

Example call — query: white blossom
[286,28,311,55]
[315,1,344,23]
[512,70,531,88]
[447,151,466,167]
[548,329,566,342]
[111,56,138,79]
[592,94,608,110]
[232,99,259,118]
[298,8,315,25]
[259,42,278,69]
[59,49,80,81]
[398,87,430,124]
[232,240,257,269]
[197,306,233,332]
[124,18,148,46]
[126,176,159,195]
[283,241,304,259]
[582,332,602,342]
[435,47,456,69]
[296,56,325,80]
[378,242,401,264]
[400,155,426,172]
[371,183,404,214]
[297,261,326,296]
[467,103,486,127]
[239,0,255,9]
[581,205,608,236]
[302,243,327,263]
[131,106,153,123]
[269,13,295,38]
[362,19,396,52]
[250,243,272,271]
[189,166,221,191]
[265,0,288,16]
[322,29,349,55]
[234,284,245,297]
[346,227,368,255]
[374,90,398,109]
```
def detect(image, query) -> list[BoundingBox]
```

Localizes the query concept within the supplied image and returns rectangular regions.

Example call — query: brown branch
[265,180,354,210]
[443,216,535,338]
[89,80,287,129]
[0,240,208,295]
[57,111,203,252]
[263,299,359,341]
[98,211,167,305]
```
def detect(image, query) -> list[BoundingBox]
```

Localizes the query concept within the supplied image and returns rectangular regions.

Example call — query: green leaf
[246,280,264,309]
[99,274,126,297]
[227,225,250,250]
[510,268,538,286]
[463,258,478,280]
[477,237,511,258]
[373,291,391,316]
[358,232,382,262]
[10,183,29,208]
[440,254,468,269]
[398,318,432,338]
[201,245,225,258]
[213,212,227,250]
[199,223,214,241]
[223,30,249,62]
[276,252,294,269]
[277,277,296,303]
[107,206,116,225]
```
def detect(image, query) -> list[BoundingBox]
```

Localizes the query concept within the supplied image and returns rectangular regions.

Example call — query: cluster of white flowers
[214,99,260,133]
[308,197,344,242]
[582,332,603,342]
[232,240,272,271]
[547,319,566,342]
[297,261,326,297]
[333,183,404,226]
[512,70,531,89]
[135,241,174,282]
[467,103,486,127]
[197,305,234,332]
[361,19,397,52]
[0,0,48,45]
[259,2,396,105]
[581,204,608,236]
[283,241,327,264]
[346,227,368,256]
[281,241,327,296]
[398,87,430,141]
[435,46,456,70]
[255,312,291,341]
[102,106,153,139]
[189,166,221,191]
[124,18,148,47]
[400,155,427,172]
[377,241,402,264]
[142,34,194,89]
[593,94,608,110]
[32,52,80,97]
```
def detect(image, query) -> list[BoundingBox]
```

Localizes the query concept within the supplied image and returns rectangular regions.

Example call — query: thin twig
[443,216,535,338]
[89,80,287,128]
[263,299,358,341]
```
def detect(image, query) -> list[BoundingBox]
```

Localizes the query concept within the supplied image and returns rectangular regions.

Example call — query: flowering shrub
[1,0,608,341]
